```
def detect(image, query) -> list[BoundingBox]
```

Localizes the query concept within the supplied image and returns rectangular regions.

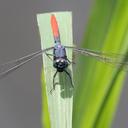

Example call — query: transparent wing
[0,47,53,78]
[65,46,128,71]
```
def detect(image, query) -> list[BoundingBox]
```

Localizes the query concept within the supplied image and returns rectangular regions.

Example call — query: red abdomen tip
[51,14,60,38]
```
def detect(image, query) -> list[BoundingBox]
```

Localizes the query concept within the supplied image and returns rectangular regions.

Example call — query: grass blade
[37,12,73,128]
[73,0,128,128]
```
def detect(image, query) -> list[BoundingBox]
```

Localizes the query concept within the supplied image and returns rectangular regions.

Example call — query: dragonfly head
[53,58,68,72]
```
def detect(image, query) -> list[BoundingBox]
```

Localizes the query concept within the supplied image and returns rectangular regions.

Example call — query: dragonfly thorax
[54,43,67,57]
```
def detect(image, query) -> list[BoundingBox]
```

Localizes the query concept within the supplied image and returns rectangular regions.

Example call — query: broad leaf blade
[37,12,73,128]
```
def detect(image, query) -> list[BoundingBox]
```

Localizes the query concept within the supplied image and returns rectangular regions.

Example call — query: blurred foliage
[73,0,128,128]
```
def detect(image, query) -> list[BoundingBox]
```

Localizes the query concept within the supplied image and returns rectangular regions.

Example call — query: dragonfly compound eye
[60,59,64,62]
[56,59,60,62]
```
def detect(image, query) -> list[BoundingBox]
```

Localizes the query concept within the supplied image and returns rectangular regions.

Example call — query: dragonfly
[0,14,128,91]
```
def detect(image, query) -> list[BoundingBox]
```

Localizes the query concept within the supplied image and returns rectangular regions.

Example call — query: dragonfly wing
[65,46,128,71]
[0,47,54,78]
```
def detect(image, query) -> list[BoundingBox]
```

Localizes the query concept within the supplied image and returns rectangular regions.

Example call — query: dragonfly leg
[64,69,74,88]
[45,53,53,61]
[50,70,58,94]
[67,58,75,65]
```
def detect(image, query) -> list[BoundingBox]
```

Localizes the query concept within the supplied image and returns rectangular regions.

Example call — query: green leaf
[37,12,73,128]
[73,0,128,128]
